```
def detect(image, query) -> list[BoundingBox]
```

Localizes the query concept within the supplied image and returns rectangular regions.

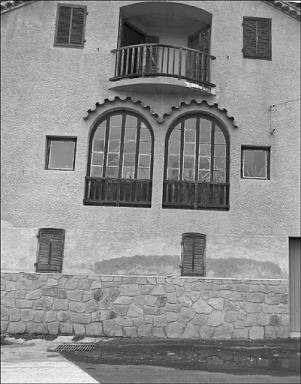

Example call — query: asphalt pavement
[1,336,300,383]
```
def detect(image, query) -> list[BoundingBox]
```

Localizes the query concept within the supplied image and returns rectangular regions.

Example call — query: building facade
[1,0,300,339]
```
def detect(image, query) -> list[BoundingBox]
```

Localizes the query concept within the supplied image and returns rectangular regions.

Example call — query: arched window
[163,114,230,210]
[84,110,154,207]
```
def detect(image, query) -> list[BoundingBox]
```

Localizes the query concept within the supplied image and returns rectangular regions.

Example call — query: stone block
[182,323,199,338]
[280,314,289,326]
[1,321,8,332]
[74,323,85,335]
[147,277,157,284]
[207,298,224,310]
[166,293,177,304]
[213,324,233,339]
[53,299,68,311]
[224,311,239,323]
[66,290,83,301]
[98,297,113,309]
[132,318,144,327]
[140,285,153,295]
[82,291,93,302]
[91,281,102,289]
[57,311,69,322]
[16,278,33,290]
[164,284,176,293]
[103,320,123,337]
[144,296,157,306]
[137,324,152,337]
[58,290,67,299]
[175,286,184,297]
[114,305,128,316]
[249,326,264,339]
[5,280,16,291]
[15,291,26,299]
[27,322,48,335]
[165,304,181,312]
[192,297,212,314]
[178,307,195,323]
[269,314,280,326]
[108,287,120,302]
[77,279,92,290]
[48,322,59,335]
[124,327,137,337]
[150,285,165,295]
[65,279,79,290]
[114,296,132,305]
[144,315,153,324]
[1,278,6,291]
[275,325,289,338]
[232,328,248,339]
[33,297,53,310]
[59,322,73,334]
[1,308,9,320]
[15,299,33,309]
[191,314,209,326]
[5,274,18,281]
[46,278,58,286]
[166,323,183,338]
[245,303,263,313]
[127,304,143,317]
[185,291,200,303]
[2,291,15,307]
[21,309,34,322]
[69,301,86,313]
[7,321,26,334]
[152,327,165,338]
[86,300,98,313]
[243,293,265,303]
[45,311,57,322]
[136,277,147,284]
[133,295,146,306]
[178,294,192,307]
[154,314,168,327]
[115,317,133,327]
[120,284,141,296]
[156,295,168,307]
[85,322,102,336]
[224,301,240,311]
[70,312,91,324]
[33,310,45,322]
[166,312,178,323]
[208,311,224,326]
[26,290,42,300]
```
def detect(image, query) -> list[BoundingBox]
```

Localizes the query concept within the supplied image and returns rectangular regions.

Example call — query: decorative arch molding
[83,97,238,129]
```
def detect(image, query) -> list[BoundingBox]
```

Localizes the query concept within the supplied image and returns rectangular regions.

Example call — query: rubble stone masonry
[1,273,289,339]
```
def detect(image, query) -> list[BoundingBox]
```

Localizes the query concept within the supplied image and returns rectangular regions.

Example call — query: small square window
[241,146,270,179]
[46,137,77,171]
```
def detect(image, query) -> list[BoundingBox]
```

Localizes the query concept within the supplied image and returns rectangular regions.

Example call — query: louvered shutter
[55,5,86,47]
[36,228,65,273]
[181,233,206,276]
[243,17,271,60]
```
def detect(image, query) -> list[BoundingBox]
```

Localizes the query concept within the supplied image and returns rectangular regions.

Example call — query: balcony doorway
[187,27,211,83]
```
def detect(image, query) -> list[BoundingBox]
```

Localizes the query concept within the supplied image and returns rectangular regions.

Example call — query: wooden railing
[162,180,229,210]
[84,177,152,207]
[110,43,216,87]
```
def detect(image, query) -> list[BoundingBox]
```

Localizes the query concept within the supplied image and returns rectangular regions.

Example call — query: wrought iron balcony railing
[110,43,216,88]
[163,180,229,210]
[84,177,152,207]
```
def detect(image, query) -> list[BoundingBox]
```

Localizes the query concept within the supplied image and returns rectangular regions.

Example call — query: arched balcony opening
[110,2,215,93]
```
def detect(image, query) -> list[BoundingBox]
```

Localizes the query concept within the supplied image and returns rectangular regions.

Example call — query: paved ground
[1,336,300,383]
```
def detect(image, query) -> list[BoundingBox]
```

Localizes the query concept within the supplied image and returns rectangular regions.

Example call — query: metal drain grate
[56,343,96,352]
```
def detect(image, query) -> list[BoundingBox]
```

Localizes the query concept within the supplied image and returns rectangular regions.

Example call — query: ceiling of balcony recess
[122,2,211,36]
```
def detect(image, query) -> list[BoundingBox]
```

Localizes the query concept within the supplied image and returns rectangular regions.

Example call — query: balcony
[110,43,216,94]
[162,180,229,210]
[109,2,215,95]
[84,177,152,207]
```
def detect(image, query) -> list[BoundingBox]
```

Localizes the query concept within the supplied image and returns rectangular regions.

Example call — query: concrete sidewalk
[1,337,300,383]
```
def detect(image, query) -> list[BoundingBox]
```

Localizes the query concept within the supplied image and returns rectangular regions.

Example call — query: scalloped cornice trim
[83,96,238,128]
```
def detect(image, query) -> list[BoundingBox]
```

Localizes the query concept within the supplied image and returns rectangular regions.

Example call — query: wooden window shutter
[243,17,271,60]
[35,228,65,273]
[181,233,206,276]
[55,5,86,47]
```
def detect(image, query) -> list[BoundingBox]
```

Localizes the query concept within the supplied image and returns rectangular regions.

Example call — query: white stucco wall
[1,1,300,277]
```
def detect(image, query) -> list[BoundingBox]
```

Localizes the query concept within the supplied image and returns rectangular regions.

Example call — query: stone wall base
[1,273,289,340]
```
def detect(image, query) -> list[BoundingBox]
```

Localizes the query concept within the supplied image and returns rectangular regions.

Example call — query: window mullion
[103,117,110,177]
[179,121,185,180]
[68,6,73,45]
[210,122,215,183]
[134,119,141,179]
[119,113,126,179]
[194,118,200,208]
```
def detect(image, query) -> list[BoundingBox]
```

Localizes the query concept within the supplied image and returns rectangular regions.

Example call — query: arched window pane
[199,119,211,143]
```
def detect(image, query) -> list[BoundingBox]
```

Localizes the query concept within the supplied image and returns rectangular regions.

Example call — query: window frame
[163,113,230,211]
[45,136,77,171]
[242,17,272,61]
[241,145,271,180]
[54,3,87,49]
[87,110,154,181]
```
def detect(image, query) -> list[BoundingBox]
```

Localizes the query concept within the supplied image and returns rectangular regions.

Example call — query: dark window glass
[46,137,77,171]
[241,147,270,179]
